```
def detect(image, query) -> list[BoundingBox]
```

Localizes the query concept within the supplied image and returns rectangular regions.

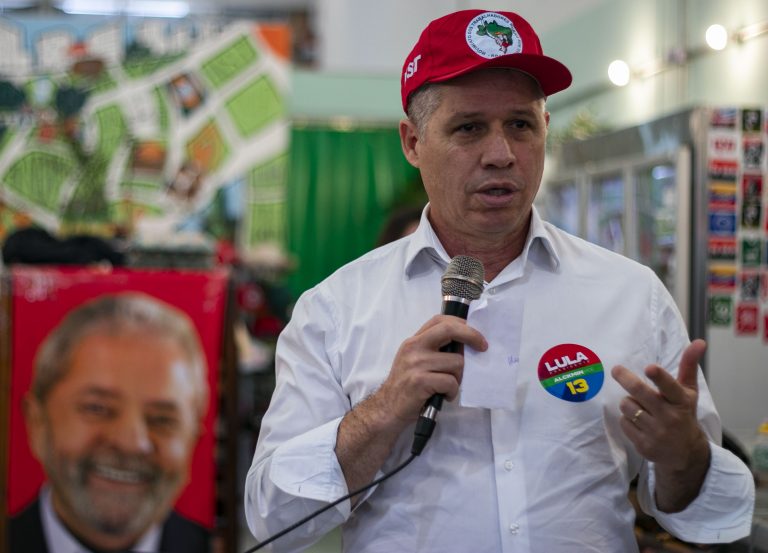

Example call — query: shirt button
[488,288,496,295]
[503,459,514,471]
[509,523,520,535]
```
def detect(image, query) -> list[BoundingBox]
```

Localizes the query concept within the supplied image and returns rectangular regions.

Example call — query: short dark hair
[406,84,442,136]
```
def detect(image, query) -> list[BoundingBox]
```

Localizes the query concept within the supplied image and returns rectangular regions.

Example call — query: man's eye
[147,415,179,430]
[511,120,530,129]
[456,123,479,133]
[79,403,114,418]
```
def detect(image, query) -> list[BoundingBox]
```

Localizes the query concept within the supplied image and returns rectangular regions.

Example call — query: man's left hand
[611,339,711,512]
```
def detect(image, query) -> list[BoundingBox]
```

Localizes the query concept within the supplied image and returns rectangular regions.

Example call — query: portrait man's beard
[40,426,184,539]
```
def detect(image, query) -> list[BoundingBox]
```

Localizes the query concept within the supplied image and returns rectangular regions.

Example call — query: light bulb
[608,60,630,86]
[705,24,728,50]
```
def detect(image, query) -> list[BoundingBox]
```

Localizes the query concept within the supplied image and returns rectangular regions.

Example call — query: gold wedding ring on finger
[630,408,644,425]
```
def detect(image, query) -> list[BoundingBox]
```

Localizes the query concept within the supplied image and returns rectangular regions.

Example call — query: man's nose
[109,410,153,454]
[481,128,516,168]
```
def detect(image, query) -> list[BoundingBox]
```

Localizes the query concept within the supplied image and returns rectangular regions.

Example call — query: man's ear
[24,395,47,462]
[399,119,421,168]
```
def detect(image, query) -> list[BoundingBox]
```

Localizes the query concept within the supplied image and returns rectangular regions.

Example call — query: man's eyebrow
[448,110,483,120]
[76,386,120,400]
[75,389,182,412]
[447,107,538,121]
[144,401,181,413]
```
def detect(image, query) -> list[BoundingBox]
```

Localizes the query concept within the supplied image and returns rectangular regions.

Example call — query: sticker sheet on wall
[0,15,291,250]
[707,107,768,343]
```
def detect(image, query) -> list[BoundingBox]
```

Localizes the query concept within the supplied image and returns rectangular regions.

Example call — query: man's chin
[74,492,163,538]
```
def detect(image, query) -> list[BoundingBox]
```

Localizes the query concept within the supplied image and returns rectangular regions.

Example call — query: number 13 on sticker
[537,344,604,403]
[566,378,589,394]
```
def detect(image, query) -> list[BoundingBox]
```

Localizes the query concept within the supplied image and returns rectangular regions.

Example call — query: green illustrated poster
[0,16,290,250]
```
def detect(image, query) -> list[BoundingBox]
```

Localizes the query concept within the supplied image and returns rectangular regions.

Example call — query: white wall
[291,0,768,131]
[290,0,608,120]
[315,0,605,73]
[541,0,768,133]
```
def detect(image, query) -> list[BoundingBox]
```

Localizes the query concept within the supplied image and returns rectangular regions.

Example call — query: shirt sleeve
[635,275,755,544]
[244,286,354,551]
[640,442,755,543]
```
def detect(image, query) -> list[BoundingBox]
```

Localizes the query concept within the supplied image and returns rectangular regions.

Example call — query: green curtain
[286,125,421,297]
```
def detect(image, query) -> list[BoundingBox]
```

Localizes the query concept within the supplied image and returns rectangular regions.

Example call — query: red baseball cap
[401,10,572,112]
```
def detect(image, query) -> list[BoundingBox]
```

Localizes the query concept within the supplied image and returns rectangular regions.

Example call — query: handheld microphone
[411,255,485,455]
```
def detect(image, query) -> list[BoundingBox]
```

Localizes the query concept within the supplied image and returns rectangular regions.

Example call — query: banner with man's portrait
[3,266,229,552]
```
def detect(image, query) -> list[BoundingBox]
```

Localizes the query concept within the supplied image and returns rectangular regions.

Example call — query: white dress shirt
[40,485,162,553]
[245,206,754,553]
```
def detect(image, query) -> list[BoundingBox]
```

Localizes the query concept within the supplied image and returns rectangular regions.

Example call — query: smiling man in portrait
[10,293,211,553]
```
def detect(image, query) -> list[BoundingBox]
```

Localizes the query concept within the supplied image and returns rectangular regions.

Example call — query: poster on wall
[0,15,290,251]
[5,266,228,551]
[707,107,768,343]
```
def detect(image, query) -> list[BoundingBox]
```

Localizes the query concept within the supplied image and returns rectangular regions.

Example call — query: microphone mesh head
[441,255,485,300]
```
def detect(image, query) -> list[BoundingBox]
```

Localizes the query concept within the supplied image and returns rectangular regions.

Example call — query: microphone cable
[244,453,417,552]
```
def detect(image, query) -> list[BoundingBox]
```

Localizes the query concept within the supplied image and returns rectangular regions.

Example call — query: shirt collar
[404,204,561,281]
[40,485,162,553]
[403,204,449,279]
[525,205,561,271]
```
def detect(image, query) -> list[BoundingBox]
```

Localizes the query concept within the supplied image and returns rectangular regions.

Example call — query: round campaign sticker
[537,343,604,402]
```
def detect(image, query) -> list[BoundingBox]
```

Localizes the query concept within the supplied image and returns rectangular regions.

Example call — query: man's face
[26,329,202,549]
[401,69,549,250]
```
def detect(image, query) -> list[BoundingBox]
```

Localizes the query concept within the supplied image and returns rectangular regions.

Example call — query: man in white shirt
[245,9,755,552]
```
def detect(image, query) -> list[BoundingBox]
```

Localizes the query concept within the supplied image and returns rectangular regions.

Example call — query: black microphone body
[426,297,470,408]
[411,256,484,455]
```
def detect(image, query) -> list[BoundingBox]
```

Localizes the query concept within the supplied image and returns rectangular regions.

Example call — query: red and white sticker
[538,343,604,402]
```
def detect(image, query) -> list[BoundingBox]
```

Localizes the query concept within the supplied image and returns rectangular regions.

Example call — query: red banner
[6,266,229,529]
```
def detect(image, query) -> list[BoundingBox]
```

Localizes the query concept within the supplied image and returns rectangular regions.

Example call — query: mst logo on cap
[466,12,522,58]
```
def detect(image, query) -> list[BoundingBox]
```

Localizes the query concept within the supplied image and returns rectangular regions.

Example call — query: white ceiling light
[607,59,630,86]
[705,24,728,50]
